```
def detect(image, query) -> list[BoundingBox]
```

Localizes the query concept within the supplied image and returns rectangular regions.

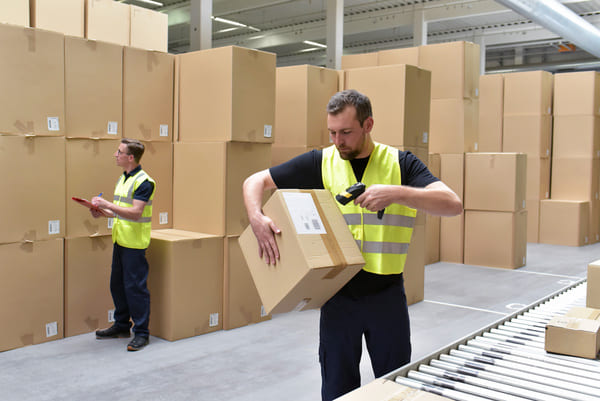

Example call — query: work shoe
[96,325,130,339]
[127,335,149,352]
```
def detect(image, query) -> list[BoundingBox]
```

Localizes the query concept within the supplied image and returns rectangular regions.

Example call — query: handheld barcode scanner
[335,182,384,219]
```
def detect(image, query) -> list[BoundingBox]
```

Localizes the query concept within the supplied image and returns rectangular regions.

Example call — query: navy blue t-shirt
[121,165,154,202]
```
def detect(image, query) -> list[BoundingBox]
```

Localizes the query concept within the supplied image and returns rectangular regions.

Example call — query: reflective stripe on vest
[322,143,416,275]
[112,169,155,249]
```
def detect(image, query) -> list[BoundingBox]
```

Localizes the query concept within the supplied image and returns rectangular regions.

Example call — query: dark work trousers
[110,243,150,338]
[319,277,411,401]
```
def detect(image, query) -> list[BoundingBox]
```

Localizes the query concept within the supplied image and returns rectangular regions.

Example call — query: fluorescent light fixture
[303,40,326,48]
[216,27,240,34]
[128,0,163,6]
[213,16,247,28]
[298,47,322,53]
[248,26,261,32]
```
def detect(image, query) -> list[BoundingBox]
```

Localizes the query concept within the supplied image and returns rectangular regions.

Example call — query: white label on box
[107,121,118,135]
[159,124,169,137]
[159,212,168,225]
[108,309,115,323]
[209,313,219,327]
[260,305,267,318]
[523,256,526,265]
[475,88,479,97]
[422,132,428,144]
[46,322,58,338]
[107,218,114,229]
[548,107,552,114]
[585,236,589,244]
[293,298,311,312]
[474,142,478,151]
[48,220,60,235]
[546,149,550,157]
[263,125,272,138]
[47,117,60,131]
[522,200,526,209]
[282,192,327,235]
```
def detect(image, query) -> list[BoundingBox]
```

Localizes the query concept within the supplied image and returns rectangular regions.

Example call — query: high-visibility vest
[112,169,155,249]
[322,143,416,274]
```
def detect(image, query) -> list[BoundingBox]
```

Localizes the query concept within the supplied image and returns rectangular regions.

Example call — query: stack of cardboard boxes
[477,74,504,152]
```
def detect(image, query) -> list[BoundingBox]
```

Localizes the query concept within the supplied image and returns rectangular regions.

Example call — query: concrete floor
[0,242,596,401]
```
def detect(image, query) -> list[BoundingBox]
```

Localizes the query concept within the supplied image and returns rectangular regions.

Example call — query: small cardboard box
[30,0,85,37]
[554,71,600,116]
[85,0,130,47]
[503,70,554,116]
[478,74,504,153]
[0,0,29,26]
[588,260,600,309]
[337,378,451,400]
[129,4,168,52]
[239,190,365,315]
[545,307,600,359]
[539,200,589,247]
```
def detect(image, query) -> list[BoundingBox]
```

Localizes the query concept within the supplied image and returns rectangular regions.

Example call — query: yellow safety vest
[322,143,416,275]
[112,169,155,249]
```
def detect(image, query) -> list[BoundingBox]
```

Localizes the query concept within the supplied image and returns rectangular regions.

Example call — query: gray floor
[0,243,596,401]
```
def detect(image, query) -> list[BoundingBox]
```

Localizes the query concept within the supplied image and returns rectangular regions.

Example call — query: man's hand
[354,184,392,212]
[249,213,281,265]
[91,195,111,210]
[90,208,104,218]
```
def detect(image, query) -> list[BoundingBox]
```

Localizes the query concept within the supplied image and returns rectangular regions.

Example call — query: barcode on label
[159,212,168,225]
[107,218,114,229]
[263,125,272,138]
[46,322,58,337]
[311,219,321,230]
[48,220,60,235]
[159,124,169,137]
[107,121,118,135]
[209,313,219,327]
[260,305,267,317]
[47,117,60,131]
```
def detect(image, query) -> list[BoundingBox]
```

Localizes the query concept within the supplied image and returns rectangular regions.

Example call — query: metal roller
[394,376,490,401]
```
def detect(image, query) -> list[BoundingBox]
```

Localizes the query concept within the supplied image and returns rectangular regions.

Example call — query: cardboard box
[239,190,365,314]
[30,0,84,37]
[418,41,480,99]
[545,307,600,359]
[405,224,424,305]
[539,200,589,247]
[464,153,527,212]
[429,98,478,154]
[0,24,65,136]
[553,115,600,160]
[275,65,339,147]
[344,64,431,148]
[0,0,29,26]
[526,198,540,243]
[425,154,440,264]
[337,378,451,400]
[141,141,173,229]
[147,229,224,341]
[439,154,464,264]
[397,146,429,168]
[178,46,276,143]
[478,74,504,152]
[224,236,271,330]
[85,0,130,46]
[0,136,65,244]
[341,52,378,69]
[64,235,114,337]
[464,210,527,269]
[65,36,123,139]
[502,115,552,157]
[554,71,600,116]
[588,260,600,309]
[526,156,550,201]
[551,157,600,201]
[271,145,318,167]
[378,47,419,66]
[503,71,554,116]
[65,138,120,238]
[129,4,168,52]
[173,142,271,236]
[123,47,174,142]
[0,239,64,352]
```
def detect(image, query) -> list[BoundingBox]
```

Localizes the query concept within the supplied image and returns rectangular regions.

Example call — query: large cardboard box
[239,190,365,315]
[65,37,123,139]
[141,141,173,229]
[64,235,113,337]
[0,24,65,136]
[0,0,29,26]
[554,71,600,116]
[418,41,480,99]
[439,154,464,264]
[425,153,441,264]
[123,47,174,142]
[588,260,600,309]
[539,200,589,247]
[344,64,431,148]
[464,210,527,269]
[0,239,64,352]
[337,378,451,400]
[503,71,554,116]
[464,153,527,212]
[526,156,550,201]
[173,142,271,236]
[553,115,600,160]
[429,98,478,154]
[0,136,65,244]
[147,229,224,341]
[178,46,276,143]
[271,145,318,168]
[526,198,540,243]
[224,236,271,330]
[551,157,600,201]
[85,0,130,46]
[378,47,419,66]
[405,224,425,305]
[502,115,552,157]
[478,74,504,153]
[545,307,600,359]
[129,4,168,52]
[275,65,338,147]
[341,52,378,69]
[30,0,85,37]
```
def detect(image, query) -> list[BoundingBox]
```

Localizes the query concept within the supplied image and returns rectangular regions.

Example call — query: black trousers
[110,243,150,337]
[319,277,411,401]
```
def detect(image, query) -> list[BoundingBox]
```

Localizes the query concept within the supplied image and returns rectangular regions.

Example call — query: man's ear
[363,116,374,133]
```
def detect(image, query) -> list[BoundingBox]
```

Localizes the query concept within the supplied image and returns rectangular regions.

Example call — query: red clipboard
[72,196,109,216]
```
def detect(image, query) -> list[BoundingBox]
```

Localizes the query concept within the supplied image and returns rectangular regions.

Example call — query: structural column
[326,0,343,70]
[413,8,427,46]
[474,34,486,74]
[190,0,212,51]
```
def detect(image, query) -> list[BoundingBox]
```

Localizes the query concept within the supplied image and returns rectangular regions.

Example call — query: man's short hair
[326,89,373,127]
[121,138,145,163]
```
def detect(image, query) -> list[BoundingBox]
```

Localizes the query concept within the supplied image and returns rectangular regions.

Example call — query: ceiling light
[213,16,247,28]
[303,40,327,48]
[216,27,240,34]
[125,0,163,6]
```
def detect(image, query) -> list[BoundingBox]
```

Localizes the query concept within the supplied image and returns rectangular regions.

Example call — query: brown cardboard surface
[0,136,66,244]
[0,0,29,26]
[526,198,540,243]
[178,46,275,143]
[526,156,550,201]
[464,210,527,269]
[553,115,600,160]
[502,115,552,157]
[588,261,600,309]
[85,0,130,46]
[405,224,425,305]
[344,64,431,148]
[147,229,224,341]
[545,307,600,359]
[129,4,168,52]
[439,154,464,263]
[551,157,600,201]
[478,74,504,152]
[377,47,419,66]
[554,71,600,116]
[123,47,174,142]
[0,239,64,352]
[337,378,451,400]
[223,236,271,330]
[341,52,378,69]
[503,70,554,116]
[238,190,365,315]
[30,0,84,37]
[141,141,173,229]
[65,36,123,139]
[464,152,527,212]
[275,65,338,147]
[429,98,479,154]
[425,154,441,264]
[0,24,65,136]
[539,200,589,247]
[271,145,318,167]
[64,235,114,337]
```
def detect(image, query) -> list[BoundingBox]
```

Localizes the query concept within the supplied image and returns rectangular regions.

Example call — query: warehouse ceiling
[130,0,600,72]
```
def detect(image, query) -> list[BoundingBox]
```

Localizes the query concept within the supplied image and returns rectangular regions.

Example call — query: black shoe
[96,325,130,339]
[127,335,149,351]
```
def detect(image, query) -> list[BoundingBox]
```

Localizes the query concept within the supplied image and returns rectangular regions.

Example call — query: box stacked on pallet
[478,74,504,152]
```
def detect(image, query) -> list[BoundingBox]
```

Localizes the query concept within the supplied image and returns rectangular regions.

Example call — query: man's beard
[337,147,360,160]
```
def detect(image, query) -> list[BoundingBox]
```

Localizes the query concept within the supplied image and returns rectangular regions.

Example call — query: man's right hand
[250,213,281,265]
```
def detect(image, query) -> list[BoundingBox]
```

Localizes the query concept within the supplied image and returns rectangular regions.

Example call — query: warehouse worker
[243,89,462,400]
[90,138,155,352]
